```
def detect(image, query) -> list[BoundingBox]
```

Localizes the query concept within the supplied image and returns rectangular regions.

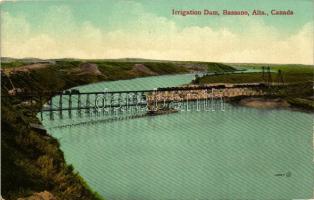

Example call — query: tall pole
[102,93,106,115]
[49,99,54,120]
[40,95,43,120]
[86,94,90,115]
[267,67,272,87]
[59,93,63,119]
[68,93,72,118]
[94,94,98,114]
[277,70,284,86]
[77,93,81,117]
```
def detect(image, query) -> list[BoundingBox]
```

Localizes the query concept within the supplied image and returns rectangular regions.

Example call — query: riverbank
[193,64,314,112]
[238,97,290,109]
[1,59,234,200]
[226,95,314,113]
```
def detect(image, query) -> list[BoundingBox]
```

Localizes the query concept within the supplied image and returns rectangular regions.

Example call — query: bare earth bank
[238,98,290,109]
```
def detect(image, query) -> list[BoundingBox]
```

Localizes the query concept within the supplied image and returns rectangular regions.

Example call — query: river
[40,74,313,200]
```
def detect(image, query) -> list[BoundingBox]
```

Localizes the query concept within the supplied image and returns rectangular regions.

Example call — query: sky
[0,0,313,64]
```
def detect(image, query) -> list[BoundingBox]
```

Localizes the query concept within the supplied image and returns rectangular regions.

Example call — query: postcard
[1,0,313,200]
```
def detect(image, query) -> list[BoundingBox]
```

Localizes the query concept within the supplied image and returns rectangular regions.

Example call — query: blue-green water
[41,74,313,200]
[72,74,195,92]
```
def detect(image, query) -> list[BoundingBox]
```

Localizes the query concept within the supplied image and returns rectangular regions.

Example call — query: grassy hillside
[196,64,313,84]
[1,61,27,68]
[206,62,235,72]
[1,67,105,200]
[1,59,235,200]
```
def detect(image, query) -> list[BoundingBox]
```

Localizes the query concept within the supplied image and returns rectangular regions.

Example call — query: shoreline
[239,97,290,109]
[227,96,314,113]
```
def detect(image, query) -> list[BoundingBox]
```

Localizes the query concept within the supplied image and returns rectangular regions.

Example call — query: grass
[206,62,236,72]
[1,61,26,69]
[230,63,313,73]
[143,62,189,74]
[287,97,314,110]
[196,72,313,84]
[197,72,265,84]
[196,64,313,84]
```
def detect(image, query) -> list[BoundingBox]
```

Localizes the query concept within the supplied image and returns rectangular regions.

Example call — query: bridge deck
[3,83,269,97]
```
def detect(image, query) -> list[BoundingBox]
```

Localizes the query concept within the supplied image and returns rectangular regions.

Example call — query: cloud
[1,5,313,64]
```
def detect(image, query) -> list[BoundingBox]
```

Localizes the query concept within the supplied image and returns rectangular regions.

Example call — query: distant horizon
[1,56,313,66]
